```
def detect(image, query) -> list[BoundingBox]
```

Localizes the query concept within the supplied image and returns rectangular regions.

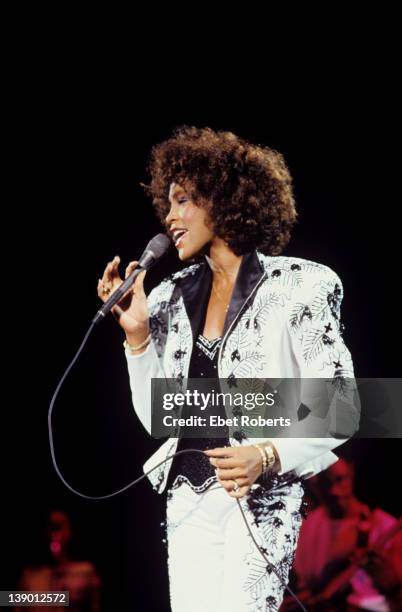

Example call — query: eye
[178,197,188,204]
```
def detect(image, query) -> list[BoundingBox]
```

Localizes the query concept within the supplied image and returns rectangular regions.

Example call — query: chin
[178,251,198,264]
[177,241,210,262]
[177,247,191,261]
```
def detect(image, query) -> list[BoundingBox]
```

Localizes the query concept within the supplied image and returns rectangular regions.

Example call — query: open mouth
[173,229,188,247]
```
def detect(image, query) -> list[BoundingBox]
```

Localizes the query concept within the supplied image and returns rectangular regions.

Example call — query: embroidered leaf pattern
[310,281,331,320]
[251,293,281,332]
[231,351,266,378]
[302,327,328,365]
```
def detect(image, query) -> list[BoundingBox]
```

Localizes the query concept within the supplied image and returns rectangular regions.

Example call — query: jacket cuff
[270,437,345,476]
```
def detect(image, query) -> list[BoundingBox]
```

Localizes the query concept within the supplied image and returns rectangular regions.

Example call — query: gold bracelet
[262,443,276,469]
[253,444,267,472]
[123,333,151,354]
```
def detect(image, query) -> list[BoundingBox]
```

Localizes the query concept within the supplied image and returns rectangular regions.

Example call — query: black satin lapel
[178,250,265,342]
[178,261,212,343]
[222,250,265,336]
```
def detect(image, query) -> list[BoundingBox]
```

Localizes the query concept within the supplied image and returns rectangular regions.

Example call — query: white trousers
[165,478,304,612]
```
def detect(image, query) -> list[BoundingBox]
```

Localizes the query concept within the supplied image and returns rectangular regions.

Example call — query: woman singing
[97,126,358,612]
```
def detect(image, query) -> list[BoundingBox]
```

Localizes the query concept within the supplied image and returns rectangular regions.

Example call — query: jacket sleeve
[272,265,360,476]
[124,279,171,436]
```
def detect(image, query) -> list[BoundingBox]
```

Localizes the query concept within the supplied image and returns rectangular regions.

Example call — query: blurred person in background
[15,509,101,612]
[281,458,402,611]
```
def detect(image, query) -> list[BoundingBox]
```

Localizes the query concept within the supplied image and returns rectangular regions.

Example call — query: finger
[217,467,247,481]
[204,447,234,458]
[102,260,114,284]
[217,477,249,499]
[216,473,248,488]
[103,257,119,283]
[111,304,123,321]
[218,475,250,490]
[217,477,236,493]
[209,457,240,469]
[133,268,147,295]
[97,278,111,301]
[97,279,105,299]
[228,485,250,499]
[125,260,138,280]
[110,255,121,279]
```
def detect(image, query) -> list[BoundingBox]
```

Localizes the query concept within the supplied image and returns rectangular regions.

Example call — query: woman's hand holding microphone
[97,256,150,354]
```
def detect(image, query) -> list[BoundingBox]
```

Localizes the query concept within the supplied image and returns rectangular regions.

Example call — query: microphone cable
[48,322,308,612]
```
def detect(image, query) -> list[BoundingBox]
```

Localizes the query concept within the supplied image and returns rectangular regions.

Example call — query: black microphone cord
[48,322,308,612]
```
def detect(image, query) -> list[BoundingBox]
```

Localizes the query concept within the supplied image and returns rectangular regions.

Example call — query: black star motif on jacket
[300,306,312,322]
[266,595,277,607]
[327,284,342,319]
[231,349,241,362]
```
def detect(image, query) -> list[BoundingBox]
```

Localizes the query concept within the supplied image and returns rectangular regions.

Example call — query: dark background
[4,56,400,611]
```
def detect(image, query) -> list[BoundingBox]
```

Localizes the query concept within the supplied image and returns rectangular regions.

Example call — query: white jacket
[124,250,359,493]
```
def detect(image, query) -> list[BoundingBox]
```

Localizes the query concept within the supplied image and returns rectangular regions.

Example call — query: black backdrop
[4,85,400,611]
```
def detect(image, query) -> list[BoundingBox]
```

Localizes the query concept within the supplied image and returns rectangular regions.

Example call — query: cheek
[182,203,211,230]
[180,205,196,223]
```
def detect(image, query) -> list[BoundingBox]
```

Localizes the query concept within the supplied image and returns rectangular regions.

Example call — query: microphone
[92,233,171,325]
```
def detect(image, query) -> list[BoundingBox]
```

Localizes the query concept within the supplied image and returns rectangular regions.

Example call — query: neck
[205,238,243,286]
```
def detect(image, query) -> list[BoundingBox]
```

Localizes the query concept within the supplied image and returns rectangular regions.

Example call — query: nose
[165,202,178,228]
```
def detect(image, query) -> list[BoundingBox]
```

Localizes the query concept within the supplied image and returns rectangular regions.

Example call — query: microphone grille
[145,233,172,259]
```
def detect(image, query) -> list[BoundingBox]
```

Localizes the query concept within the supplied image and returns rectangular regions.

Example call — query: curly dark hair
[142,126,297,256]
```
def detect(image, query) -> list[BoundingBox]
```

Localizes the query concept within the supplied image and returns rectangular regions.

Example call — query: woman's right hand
[97,256,150,340]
